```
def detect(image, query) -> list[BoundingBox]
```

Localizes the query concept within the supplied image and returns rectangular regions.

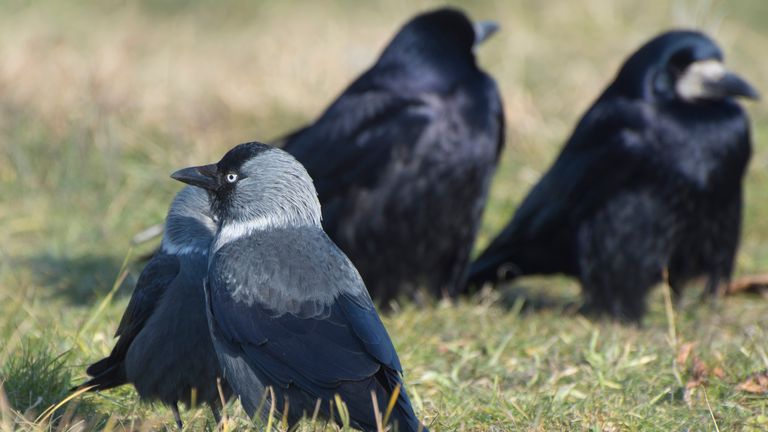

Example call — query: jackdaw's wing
[209,228,403,392]
[280,87,432,203]
[115,253,180,338]
[85,253,179,379]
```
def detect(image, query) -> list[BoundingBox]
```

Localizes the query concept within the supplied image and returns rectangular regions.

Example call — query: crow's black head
[608,30,758,103]
[373,8,498,89]
[171,142,321,227]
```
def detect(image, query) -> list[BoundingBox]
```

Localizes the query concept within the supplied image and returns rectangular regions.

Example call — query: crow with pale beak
[467,30,758,322]
[172,142,428,431]
[278,7,505,306]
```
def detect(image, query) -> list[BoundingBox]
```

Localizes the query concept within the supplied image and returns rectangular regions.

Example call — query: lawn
[1,1,767,430]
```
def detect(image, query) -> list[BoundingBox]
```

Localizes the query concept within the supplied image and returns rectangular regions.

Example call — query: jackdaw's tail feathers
[72,357,127,393]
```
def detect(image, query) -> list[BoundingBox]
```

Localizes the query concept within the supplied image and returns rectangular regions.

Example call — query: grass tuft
[1,340,73,421]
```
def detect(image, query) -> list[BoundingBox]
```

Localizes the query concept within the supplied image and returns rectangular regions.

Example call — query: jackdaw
[279,7,505,305]
[467,30,758,322]
[171,142,428,431]
[78,186,230,428]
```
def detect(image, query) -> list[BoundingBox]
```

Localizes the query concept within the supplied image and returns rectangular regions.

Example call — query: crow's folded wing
[473,99,652,269]
[281,88,432,203]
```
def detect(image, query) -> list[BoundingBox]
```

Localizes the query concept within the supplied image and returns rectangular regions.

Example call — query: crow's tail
[465,251,510,288]
[464,232,575,295]
[462,240,527,294]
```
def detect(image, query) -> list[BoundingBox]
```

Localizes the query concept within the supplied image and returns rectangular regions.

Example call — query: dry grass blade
[216,377,228,431]
[309,398,322,431]
[75,247,133,341]
[382,384,401,429]
[281,397,289,430]
[727,273,768,295]
[661,269,677,348]
[266,387,277,432]
[101,415,117,432]
[676,342,696,366]
[702,387,720,432]
[131,224,163,245]
[333,394,350,429]
[737,370,768,394]
[0,384,12,432]
[34,385,93,425]
[370,391,383,432]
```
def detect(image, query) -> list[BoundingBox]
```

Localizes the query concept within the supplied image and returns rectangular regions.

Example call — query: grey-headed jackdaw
[78,186,230,428]
[171,142,428,431]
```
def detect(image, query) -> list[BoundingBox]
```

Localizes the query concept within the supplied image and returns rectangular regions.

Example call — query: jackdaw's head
[610,30,758,103]
[160,186,217,256]
[170,142,322,230]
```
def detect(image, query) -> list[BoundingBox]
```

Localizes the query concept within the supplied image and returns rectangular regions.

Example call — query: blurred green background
[1,1,767,430]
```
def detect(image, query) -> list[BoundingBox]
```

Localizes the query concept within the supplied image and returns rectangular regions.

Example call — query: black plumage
[468,30,758,321]
[171,142,428,431]
[280,7,505,304]
[78,187,229,428]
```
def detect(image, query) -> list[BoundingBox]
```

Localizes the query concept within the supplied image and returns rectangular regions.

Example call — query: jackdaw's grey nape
[279,7,505,307]
[171,142,429,432]
[76,186,231,429]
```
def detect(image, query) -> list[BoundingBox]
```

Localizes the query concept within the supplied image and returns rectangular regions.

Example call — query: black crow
[78,186,229,428]
[171,142,428,431]
[279,7,505,305]
[467,30,758,322]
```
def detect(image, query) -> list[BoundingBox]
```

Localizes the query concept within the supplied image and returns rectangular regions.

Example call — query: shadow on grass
[19,253,134,305]
[496,282,583,316]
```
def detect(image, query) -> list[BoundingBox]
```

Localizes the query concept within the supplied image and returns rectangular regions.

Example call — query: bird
[77,186,229,428]
[467,30,758,322]
[171,142,428,432]
[278,7,505,305]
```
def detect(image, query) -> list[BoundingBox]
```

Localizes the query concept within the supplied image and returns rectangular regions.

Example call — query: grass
[1,0,767,430]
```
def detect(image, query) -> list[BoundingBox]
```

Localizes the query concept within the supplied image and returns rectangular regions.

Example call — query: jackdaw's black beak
[708,71,760,100]
[171,164,219,191]
[473,20,499,47]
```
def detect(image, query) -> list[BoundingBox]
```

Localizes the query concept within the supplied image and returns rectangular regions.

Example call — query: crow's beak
[707,71,760,100]
[171,164,219,191]
[677,59,760,101]
[473,20,499,47]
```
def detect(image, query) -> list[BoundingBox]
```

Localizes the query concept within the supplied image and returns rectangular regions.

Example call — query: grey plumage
[78,186,229,428]
[171,142,427,431]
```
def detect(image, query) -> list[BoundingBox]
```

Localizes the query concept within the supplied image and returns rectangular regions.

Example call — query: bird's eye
[225,173,238,183]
